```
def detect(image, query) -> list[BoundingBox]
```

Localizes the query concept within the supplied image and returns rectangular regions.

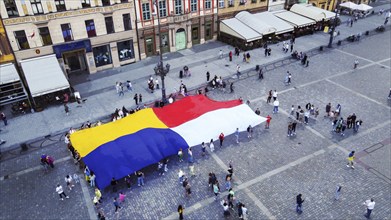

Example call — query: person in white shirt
[273,100,280,113]
[56,184,69,200]
[65,175,75,191]
[364,198,375,219]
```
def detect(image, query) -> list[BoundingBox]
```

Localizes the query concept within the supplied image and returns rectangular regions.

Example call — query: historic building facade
[217,0,268,20]
[135,0,218,58]
[0,0,139,75]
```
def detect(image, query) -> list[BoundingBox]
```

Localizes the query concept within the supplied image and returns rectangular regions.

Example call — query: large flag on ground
[70,95,266,189]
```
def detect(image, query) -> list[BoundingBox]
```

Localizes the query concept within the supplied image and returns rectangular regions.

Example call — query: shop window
[38,27,52,45]
[117,40,135,61]
[85,20,96,37]
[14,31,30,50]
[61,23,73,42]
[82,0,91,8]
[105,17,115,34]
[55,0,66,12]
[174,0,182,15]
[159,0,167,17]
[122,14,132,31]
[102,0,111,6]
[205,0,211,9]
[142,3,151,20]
[30,0,44,14]
[218,0,225,8]
[190,0,197,12]
[5,0,19,17]
[93,45,112,67]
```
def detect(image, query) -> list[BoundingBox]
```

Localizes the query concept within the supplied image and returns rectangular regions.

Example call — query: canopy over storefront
[220,18,263,42]
[0,63,28,105]
[355,4,373,11]
[273,10,316,28]
[20,55,70,97]
[253,12,294,34]
[235,11,277,36]
[290,4,336,21]
[0,63,20,85]
[339,1,359,10]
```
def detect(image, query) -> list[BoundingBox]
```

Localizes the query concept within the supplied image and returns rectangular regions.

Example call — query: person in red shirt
[265,115,272,129]
[219,133,225,148]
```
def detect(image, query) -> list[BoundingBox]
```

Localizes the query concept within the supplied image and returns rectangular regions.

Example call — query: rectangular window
[174,0,182,15]
[158,0,167,17]
[81,0,91,8]
[102,0,111,6]
[38,27,52,46]
[122,14,132,31]
[5,0,19,17]
[85,20,96,37]
[61,23,73,42]
[218,0,224,8]
[30,0,44,14]
[190,0,197,12]
[93,45,112,67]
[228,0,234,7]
[105,17,115,34]
[120,0,128,2]
[117,40,135,61]
[55,0,66,12]
[14,31,30,50]
[239,0,246,5]
[142,3,151,20]
[205,0,211,9]
[251,0,256,3]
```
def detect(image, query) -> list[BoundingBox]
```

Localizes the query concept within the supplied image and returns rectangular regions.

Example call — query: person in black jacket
[296,194,304,214]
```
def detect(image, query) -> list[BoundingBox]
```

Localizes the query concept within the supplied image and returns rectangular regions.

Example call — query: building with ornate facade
[0,0,139,76]
[134,0,218,58]
[217,0,268,20]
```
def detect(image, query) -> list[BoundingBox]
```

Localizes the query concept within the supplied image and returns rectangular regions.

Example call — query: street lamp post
[328,8,339,48]
[153,0,170,103]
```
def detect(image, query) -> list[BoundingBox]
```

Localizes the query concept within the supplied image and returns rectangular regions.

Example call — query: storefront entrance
[62,50,88,85]
[175,28,186,51]
[192,26,200,45]
[145,37,155,57]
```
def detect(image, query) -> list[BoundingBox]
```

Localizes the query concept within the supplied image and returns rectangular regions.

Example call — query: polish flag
[29,31,35,38]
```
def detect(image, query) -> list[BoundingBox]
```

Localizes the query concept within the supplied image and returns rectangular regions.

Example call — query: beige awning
[0,63,20,84]
[20,55,70,97]
[220,18,263,42]
[253,12,294,35]
[235,11,277,36]
[290,4,336,21]
[273,10,316,28]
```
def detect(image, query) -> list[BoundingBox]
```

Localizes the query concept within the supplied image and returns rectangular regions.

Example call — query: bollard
[319,46,323,51]
[337,40,342,46]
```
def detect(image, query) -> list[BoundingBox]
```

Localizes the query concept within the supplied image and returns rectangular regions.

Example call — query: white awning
[0,63,20,84]
[235,11,277,35]
[20,54,70,97]
[220,18,263,42]
[253,11,294,35]
[355,4,373,11]
[340,1,358,10]
[290,4,336,21]
[273,10,316,28]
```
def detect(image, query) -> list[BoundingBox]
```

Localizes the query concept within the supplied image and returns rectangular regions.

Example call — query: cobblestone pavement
[1,9,391,220]
[0,6,390,152]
